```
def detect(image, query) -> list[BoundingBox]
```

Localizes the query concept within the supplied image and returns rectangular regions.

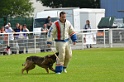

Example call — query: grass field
[0,48,124,82]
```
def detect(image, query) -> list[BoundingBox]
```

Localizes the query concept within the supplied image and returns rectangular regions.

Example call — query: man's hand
[73,42,76,45]
[47,41,52,47]
[47,44,51,47]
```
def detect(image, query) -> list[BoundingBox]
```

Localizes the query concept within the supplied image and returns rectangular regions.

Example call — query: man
[14,23,20,40]
[40,24,49,52]
[5,24,16,54]
[44,16,52,29]
[14,23,20,54]
[47,11,77,74]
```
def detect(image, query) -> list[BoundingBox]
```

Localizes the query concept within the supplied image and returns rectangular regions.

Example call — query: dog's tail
[22,57,30,66]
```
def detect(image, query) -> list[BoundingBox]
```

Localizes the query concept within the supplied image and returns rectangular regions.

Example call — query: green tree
[0,0,34,18]
[37,0,100,8]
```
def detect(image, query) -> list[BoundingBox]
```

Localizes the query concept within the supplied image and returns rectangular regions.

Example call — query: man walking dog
[47,11,77,74]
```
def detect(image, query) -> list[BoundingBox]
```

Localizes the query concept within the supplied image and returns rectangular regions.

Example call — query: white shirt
[18,31,24,39]
[23,28,29,39]
[5,27,14,40]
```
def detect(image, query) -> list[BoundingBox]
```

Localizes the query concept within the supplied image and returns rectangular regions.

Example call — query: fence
[0,28,124,55]
[76,28,124,49]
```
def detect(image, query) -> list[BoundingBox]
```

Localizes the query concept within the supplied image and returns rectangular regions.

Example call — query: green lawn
[0,48,124,82]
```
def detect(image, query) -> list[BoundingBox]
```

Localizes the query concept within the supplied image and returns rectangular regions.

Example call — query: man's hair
[47,16,50,18]
[23,24,27,27]
[60,11,66,17]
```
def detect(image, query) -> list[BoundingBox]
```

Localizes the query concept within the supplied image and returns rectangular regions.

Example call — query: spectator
[5,24,17,54]
[44,16,52,29]
[1,26,6,33]
[14,23,20,54]
[0,26,6,44]
[18,25,24,54]
[83,20,92,48]
[40,24,49,52]
[0,26,7,53]
[23,24,29,53]
[14,23,20,40]
[41,24,48,32]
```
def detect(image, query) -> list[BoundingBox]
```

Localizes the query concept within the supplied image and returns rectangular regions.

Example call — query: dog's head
[41,52,59,65]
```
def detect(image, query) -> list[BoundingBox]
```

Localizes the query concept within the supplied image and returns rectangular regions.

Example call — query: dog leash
[51,48,60,61]
[48,43,60,60]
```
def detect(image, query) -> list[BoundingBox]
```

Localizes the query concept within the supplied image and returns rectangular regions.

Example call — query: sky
[30,0,50,15]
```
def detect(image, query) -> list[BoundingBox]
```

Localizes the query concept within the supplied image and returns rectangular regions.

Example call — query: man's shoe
[56,72,61,74]
[63,69,67,73]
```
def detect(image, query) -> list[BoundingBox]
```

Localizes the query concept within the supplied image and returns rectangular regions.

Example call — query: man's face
[60,14,66,23]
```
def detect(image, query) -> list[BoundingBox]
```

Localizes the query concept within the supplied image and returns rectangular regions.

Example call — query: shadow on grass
[17,72,56,76]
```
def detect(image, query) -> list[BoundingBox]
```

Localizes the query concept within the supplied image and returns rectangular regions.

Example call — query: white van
[45,7,81,32]
[33,10,61,36]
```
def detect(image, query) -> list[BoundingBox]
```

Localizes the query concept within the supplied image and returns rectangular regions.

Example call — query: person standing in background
[44,16,52,29]
[5,23,16,54]
[14,23,20,54]
[0,26,6,44]
[23,24,29,53]
[14,23,20,40]
[40,24,49,52]
[83,20,92,48]
[18,25,25,54]
[0,26,6,53]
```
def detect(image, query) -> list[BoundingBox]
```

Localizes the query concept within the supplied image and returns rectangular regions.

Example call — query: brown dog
[22,52,59,74]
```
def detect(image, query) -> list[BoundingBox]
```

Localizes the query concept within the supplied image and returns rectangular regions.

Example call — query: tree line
[0,0,34,18]
[0,0,100,18]
[37,0,100,8]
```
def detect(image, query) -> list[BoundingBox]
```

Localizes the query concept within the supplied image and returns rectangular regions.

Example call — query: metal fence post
[103,29,106,48]
[34,35,36,53]
[109,29,113,48]
[8,33,9,46]
[81,33,84,49]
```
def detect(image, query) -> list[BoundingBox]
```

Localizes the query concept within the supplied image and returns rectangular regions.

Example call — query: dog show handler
[47,11,77,74]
